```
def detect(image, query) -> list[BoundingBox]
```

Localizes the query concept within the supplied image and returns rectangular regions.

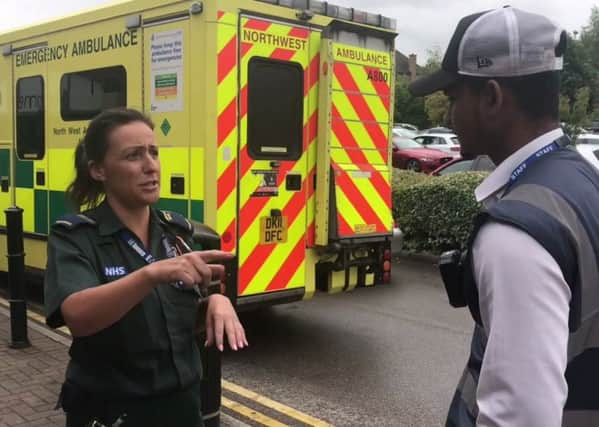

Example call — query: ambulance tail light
[382,248,392,283]
[384,249,391,261]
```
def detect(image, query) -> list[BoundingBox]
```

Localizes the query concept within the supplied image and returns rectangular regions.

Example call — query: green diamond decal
[160,119,172,136]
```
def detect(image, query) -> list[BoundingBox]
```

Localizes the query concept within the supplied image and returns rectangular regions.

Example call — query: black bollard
[5,206,29,349]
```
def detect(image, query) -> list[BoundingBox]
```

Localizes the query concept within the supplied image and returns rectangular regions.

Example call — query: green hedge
[392,169,489,254]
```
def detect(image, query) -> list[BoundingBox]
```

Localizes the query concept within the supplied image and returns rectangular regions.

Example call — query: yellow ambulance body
[0,0,398,308]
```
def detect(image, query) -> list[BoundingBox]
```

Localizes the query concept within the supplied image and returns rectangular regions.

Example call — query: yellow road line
[223,380,333,427]
[0,298,70,335]
[222,396,288,427]
[0,296,331,427]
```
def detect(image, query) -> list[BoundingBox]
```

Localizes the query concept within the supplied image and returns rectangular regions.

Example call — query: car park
[575,144,599,170]
[574,134,599,170]
[431,155,496,176]
[576,133,599,145]
[392,135,453,173]
[395,123,419,132]
[414,133,461,155]
[420,126,454,134]
[393,126,418,139]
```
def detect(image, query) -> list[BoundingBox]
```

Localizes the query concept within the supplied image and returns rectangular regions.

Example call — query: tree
[394,76,429,128]
[561,33,591,103]
[420,49,450,126]
[424,92,449,126]
[561,6,599,119]
[422,48,443,74]
[561,87,592,139]
[391,47,448,129]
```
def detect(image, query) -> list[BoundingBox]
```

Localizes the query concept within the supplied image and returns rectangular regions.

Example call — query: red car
[392,137,453,173]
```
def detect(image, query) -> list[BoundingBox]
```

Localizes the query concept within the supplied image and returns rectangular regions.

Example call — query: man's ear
[480,80,503,118]
[89,161,106,182]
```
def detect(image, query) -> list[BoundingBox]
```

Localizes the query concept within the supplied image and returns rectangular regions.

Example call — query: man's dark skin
[445,79,559,165]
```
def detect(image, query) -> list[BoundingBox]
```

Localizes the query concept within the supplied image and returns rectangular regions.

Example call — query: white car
[413,133,461,156]
[393,126,418,139]
[575,134,599,170]
[395,123,419,132]
[576,133,599,145]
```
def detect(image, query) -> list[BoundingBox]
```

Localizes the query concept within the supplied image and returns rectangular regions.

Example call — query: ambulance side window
[16,76,45,160]
[247,58,303,160]
[60,66,127,121]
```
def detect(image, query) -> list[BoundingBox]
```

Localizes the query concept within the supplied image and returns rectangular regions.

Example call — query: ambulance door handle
[270,161,280,169]
[286,173,302,191]
[270,209,282,217]
[0,177,8,193]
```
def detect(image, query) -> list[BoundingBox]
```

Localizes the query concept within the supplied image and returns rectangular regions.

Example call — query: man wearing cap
[410,6,599,427]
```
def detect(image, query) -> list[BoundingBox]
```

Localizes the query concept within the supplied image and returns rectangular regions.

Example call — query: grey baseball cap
[409,6,567,96]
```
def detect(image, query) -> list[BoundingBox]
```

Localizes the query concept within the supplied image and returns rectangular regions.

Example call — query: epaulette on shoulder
[53,213,97,229]
[157,210,192,234]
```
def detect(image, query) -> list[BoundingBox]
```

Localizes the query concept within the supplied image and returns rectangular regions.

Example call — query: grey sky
[1,0,597,64]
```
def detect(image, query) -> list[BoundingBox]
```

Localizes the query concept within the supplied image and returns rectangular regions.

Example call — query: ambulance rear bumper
[235,288,305,311]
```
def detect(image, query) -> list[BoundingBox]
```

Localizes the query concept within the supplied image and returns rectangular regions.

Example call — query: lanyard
[119,230,188,291]
[119,230,159,264]
[118,229,220,298]
[506,141,560,189]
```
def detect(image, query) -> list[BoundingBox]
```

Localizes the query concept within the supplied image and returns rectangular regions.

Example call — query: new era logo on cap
[477,56,493,69]
[408,6,566,96]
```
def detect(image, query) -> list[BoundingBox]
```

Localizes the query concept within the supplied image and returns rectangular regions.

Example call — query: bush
[392,169,489,254]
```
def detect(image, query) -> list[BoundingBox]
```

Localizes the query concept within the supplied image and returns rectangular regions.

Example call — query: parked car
[392,136,453,173]
[575,144,599,170]
[420,126,454,134]
[392,126,418,139]
[431,155,496,176]
[576,133,599,145]
[574,134,599,170]
[395,123,419,132]
[414,133,461,155]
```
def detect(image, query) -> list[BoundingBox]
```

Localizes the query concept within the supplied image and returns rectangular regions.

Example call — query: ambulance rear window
[60,66,127,121]
[247,58,303,160]
[16,76,45,160]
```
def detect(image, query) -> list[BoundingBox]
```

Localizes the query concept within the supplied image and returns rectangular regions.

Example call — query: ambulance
[0,0,399,309]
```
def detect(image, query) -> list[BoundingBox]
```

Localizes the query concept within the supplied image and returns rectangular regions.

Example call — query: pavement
[0,305,251,427]
[0,305,67,426]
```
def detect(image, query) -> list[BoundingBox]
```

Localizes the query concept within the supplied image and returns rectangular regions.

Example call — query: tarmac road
[223,259,474,426]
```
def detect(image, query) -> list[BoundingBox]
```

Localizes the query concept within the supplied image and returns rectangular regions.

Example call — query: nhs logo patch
[104,266,127,278]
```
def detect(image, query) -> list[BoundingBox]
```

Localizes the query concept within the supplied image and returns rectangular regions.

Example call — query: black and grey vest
[447,145,599,427]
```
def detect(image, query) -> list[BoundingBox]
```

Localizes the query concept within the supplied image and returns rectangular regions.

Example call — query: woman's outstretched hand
[204,294,248,352]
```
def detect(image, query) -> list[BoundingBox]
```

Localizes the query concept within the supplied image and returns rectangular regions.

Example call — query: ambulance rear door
[316,25,395,244]
[236,15,314,302]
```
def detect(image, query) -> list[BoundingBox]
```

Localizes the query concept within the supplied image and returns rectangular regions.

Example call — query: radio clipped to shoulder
[438,250,468,308]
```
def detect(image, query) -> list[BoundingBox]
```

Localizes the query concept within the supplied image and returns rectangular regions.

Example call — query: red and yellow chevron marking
[329,43,393,237]
[332,162,392,237]
[217,12,239,253]
[235,18,318,296]
[332,62,390,154]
